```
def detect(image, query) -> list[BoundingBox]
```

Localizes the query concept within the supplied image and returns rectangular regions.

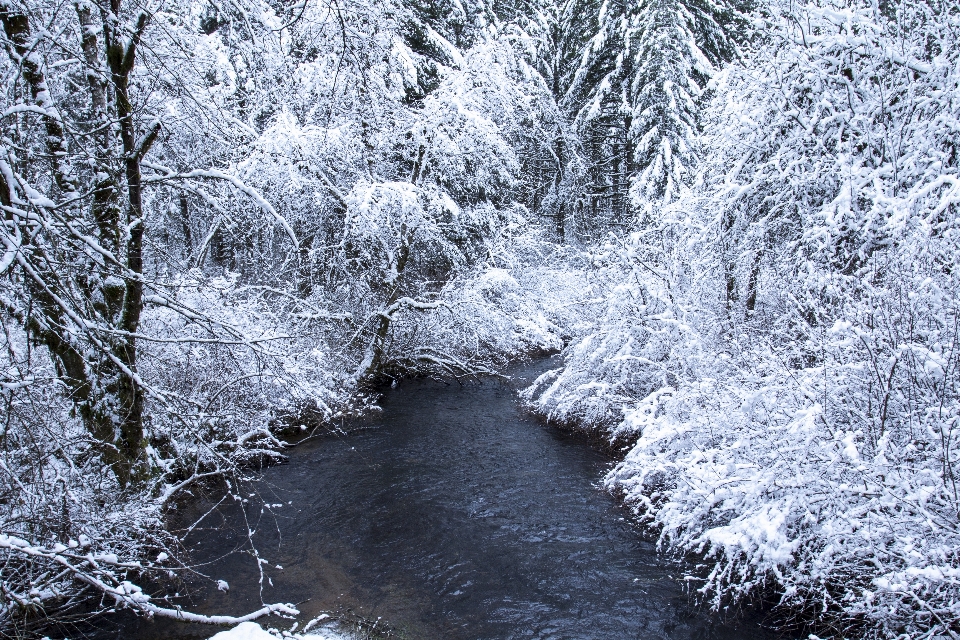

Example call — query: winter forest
[0,0,958,634]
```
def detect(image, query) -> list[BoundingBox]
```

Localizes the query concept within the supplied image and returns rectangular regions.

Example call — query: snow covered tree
[0,0,337,629]
[575,0,744,216]
[526,0,960,635]
[0,0,162,486]
[507,0,746,237]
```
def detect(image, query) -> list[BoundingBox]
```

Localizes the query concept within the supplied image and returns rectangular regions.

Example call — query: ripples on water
[118,359,774,640]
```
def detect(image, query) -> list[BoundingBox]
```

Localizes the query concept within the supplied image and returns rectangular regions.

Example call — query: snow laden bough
[0,534,298,627]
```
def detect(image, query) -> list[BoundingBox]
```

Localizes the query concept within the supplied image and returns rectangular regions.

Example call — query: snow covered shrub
[606,242,960,637]
[530,0,960,634]
[138,272,352,450]
[394,228,598,375]
[522,233,707,437]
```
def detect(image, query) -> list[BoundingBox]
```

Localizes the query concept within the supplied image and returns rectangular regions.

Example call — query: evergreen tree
[574,0,745,219]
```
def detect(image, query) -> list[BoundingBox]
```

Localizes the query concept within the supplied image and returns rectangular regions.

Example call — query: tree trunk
[554,135,565,243]
[76,2,121,253]
[106,3,153,486]
[180,193,193,251]
[745,252,761,313]
[360,226,413,381]
[0,3,157,486]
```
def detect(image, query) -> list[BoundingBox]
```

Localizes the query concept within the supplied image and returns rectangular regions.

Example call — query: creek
[120,358,773,640]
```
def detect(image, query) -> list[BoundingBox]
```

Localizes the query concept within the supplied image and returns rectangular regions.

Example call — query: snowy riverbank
[520,16,960,630]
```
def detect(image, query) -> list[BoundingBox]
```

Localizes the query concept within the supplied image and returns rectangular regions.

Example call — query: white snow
[209,621,347,640]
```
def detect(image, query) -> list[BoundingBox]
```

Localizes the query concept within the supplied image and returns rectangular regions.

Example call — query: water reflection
[124,359,774,639]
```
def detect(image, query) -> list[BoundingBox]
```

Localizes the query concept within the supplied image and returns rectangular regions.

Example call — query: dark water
[122,359,773,640]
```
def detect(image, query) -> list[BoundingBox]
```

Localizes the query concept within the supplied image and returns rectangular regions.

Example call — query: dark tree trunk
[745,253,761,313]
[104,3,153,486]
[180,193,193,251]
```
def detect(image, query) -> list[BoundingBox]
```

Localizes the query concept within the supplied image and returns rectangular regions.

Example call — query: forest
[0,0,957,635]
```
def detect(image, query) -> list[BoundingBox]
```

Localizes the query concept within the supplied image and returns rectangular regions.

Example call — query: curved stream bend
[127,359,772,640]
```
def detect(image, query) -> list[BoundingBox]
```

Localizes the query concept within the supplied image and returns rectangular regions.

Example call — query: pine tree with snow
[576,0,745,216]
